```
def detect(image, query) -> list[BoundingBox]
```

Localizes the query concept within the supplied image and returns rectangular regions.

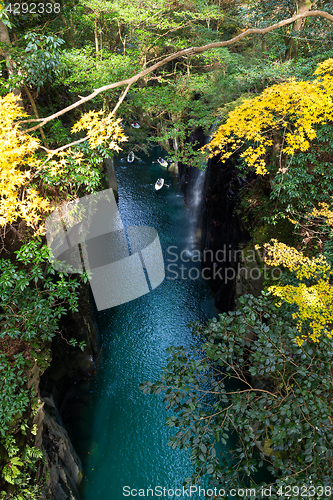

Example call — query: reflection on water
[68,149,219,500]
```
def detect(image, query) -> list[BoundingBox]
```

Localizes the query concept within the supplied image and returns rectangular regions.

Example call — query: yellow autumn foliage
[71,110,127,150]
[0,93,49,227]
[0,94,128,229]
[208,59,333,175]
[261,239,333,345]
[308,202,333,227]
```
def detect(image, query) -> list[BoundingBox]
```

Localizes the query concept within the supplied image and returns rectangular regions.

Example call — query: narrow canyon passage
[71,149,220,499]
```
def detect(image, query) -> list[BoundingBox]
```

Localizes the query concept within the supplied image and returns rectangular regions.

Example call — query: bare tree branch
[39,136,88,154]
[110,82,131,116]
[23,10,333,134]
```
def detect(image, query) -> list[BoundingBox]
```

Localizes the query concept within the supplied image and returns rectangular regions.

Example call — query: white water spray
[184,121,220,256]
[184,167,207,256]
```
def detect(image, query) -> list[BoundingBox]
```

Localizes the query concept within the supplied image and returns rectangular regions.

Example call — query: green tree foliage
[0,25,65,94]
[54,0,238,156]
[0,240,85,498]
[40,141,110,197]
[0,241,80,343]
[270,124,333,209]
[21,32,65,91]
[140,293,333,496]
[240,0,333,58]
[2,0,333,496]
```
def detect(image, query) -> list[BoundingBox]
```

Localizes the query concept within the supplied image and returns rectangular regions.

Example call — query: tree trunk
[285,0,313,59]
[60,13,75,46]
[0,20,24,108]
[261,35,267,52]
[113,22,122,52]
[23,85,48,148]
[94,12,99,58]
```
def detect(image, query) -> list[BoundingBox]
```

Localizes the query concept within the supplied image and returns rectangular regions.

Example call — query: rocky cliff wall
[200,151,266,311]
[38,284,99,500]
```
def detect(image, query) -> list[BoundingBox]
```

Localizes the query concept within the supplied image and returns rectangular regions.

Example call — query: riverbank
[38,282,98,500]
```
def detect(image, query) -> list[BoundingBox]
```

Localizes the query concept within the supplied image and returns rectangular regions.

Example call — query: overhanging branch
[23,10,333,133]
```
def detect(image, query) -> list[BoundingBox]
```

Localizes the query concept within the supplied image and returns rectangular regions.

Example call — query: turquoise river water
[73,150,219,500]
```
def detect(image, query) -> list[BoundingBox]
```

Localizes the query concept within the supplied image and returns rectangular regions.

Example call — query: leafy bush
[270,124,333,209]
[0,241,80,343]
[1,436,44,500]
[39,142,104,197]
[141,293,333,498]
[22,32,65,91]
[0,354,30,437]
[0,240,85,498]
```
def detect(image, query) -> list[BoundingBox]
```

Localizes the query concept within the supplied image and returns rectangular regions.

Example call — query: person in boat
[127,151,135,163]
[157,157,168,167]
[156,178,163,187]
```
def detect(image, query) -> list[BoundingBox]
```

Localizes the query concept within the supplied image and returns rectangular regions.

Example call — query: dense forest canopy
[1,0,333,498]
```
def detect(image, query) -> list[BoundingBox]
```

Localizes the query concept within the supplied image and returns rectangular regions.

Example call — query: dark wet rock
[39,283,99,500]
[103,157,119,202]
[40,396,83,500]
[201,155,251,311]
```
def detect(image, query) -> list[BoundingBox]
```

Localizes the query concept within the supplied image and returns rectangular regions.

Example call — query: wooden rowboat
[127,151,135,163]
[157,157,168,168]
[155,178,164,190]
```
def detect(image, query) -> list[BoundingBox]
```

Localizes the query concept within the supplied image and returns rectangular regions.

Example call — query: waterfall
[184,166,207,256]
[184,121,220,256]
